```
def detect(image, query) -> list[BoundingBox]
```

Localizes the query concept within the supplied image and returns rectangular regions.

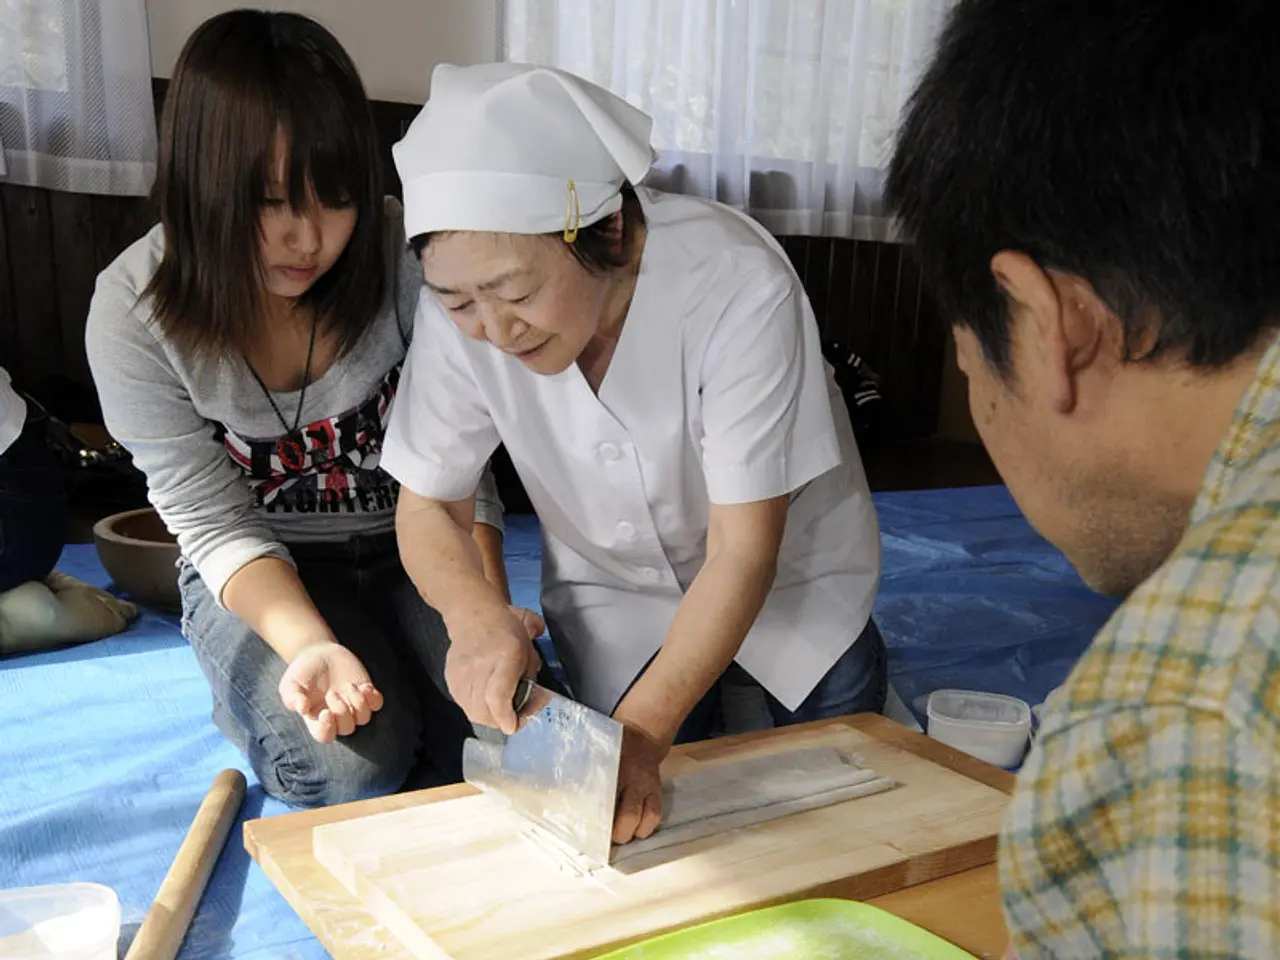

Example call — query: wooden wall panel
[778,237,944,439]
[49,191,99,387]
[0,86,944,438]
[0,188,18,378]
[848,241,881,360]
[3,186,61,387]
[825,239,857,343]
[370,100,413,200]
[89,194,154,277]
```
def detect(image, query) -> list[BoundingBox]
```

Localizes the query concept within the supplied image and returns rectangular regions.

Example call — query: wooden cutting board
[245,716,1013,960]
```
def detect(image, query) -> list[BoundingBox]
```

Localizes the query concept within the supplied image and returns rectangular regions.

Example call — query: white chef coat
[0,367,26,457]
[383,188,881,714]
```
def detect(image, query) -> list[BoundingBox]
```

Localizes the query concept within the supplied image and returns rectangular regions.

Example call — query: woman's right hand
[445,605,543,734]
[278,642,385,744]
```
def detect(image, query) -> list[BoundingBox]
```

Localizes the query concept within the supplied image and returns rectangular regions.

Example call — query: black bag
[822,340,885,447]
[23,380,147,511]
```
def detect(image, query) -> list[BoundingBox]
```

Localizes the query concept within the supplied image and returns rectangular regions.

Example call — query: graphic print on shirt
[217,366,401,515]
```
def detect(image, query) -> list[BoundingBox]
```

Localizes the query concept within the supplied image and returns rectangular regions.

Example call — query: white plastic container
[926,689,1031,768]
[0,884,120,960]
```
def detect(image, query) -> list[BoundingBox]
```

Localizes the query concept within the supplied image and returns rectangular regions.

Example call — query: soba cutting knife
[461,678,623,868]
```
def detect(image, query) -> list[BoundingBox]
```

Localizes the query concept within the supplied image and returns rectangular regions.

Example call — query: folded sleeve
[382,294,502,504]
[698,274,842,505]
[85,274,292,604]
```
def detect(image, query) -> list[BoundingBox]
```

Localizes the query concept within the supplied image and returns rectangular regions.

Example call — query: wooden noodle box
[245,715,1015,959]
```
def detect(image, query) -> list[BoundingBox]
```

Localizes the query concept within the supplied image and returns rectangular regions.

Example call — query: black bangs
[273,43,376,214]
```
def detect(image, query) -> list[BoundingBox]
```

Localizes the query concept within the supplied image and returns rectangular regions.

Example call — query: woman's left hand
[612,724,670,844]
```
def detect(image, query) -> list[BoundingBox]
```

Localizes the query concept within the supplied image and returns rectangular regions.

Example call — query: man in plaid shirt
[886,1,1279,957]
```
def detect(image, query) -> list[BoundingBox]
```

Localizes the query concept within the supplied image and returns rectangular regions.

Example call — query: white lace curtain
[506,0,953,241]
[0,0,157,196]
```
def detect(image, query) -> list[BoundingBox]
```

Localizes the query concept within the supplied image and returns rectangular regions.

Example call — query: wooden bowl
[93,507,181,612]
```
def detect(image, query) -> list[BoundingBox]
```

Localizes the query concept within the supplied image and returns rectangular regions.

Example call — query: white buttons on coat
[640,567,661,583]
[616,520,638,541]
[598,442,623,462]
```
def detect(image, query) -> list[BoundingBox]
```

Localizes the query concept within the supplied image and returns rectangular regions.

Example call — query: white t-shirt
[383,188,881,713]
[0,368,26,456]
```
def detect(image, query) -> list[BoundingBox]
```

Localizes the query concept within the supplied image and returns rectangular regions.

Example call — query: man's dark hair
[411,184,646,273]
[146,9,385,360]
[886,0,1280,373]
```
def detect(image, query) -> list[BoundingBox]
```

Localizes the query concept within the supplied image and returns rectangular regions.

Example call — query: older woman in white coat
[383,63,885,844]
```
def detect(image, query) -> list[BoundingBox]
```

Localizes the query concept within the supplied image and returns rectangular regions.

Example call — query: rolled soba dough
[611,746,896,864]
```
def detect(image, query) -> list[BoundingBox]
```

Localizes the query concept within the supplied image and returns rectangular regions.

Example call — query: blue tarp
[0,486,1117,958]
[873,486,1118,716]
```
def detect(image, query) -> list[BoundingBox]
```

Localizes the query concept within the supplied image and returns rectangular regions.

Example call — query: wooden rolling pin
[124,768,247,960]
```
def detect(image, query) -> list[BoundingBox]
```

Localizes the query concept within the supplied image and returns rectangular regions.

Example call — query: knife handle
[513,676,535,714]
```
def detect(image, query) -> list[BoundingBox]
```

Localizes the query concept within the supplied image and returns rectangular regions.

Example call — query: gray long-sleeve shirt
[86,197,502,603]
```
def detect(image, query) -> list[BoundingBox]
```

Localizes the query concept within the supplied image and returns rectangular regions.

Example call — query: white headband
[394,63,657,240]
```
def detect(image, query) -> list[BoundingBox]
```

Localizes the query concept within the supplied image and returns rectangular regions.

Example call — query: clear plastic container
[927,689,1031,768]
[0,884,120,960]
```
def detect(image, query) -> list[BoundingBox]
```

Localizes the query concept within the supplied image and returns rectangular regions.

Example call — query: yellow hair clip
[563,179,580,243]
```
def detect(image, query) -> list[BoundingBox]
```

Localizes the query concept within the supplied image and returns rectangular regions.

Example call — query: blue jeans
[180,532,473,808]
[0,412,65,593]
[674,617,889,743]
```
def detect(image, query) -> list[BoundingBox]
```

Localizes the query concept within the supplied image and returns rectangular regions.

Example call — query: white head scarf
[394,63,657,241]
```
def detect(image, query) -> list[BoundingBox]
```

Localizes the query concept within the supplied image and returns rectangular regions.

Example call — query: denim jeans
[674,616,889,743]
[180,532,473,808]
[0,412,65,594]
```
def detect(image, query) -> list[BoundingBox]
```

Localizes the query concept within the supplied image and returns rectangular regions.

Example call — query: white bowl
[926,689,1031,768]
[0,884,120,960]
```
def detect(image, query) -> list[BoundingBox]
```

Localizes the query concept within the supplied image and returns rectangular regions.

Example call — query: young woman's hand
[611,724,669,844]
[444,604,543,734]
[278,642,385,744]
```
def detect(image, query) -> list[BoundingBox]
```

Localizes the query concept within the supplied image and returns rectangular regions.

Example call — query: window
[506,0,954,239]
[0,0,155,196]
[0,0,69,91]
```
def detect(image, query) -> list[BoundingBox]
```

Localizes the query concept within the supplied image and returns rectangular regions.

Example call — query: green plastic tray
[595,898,979,959]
